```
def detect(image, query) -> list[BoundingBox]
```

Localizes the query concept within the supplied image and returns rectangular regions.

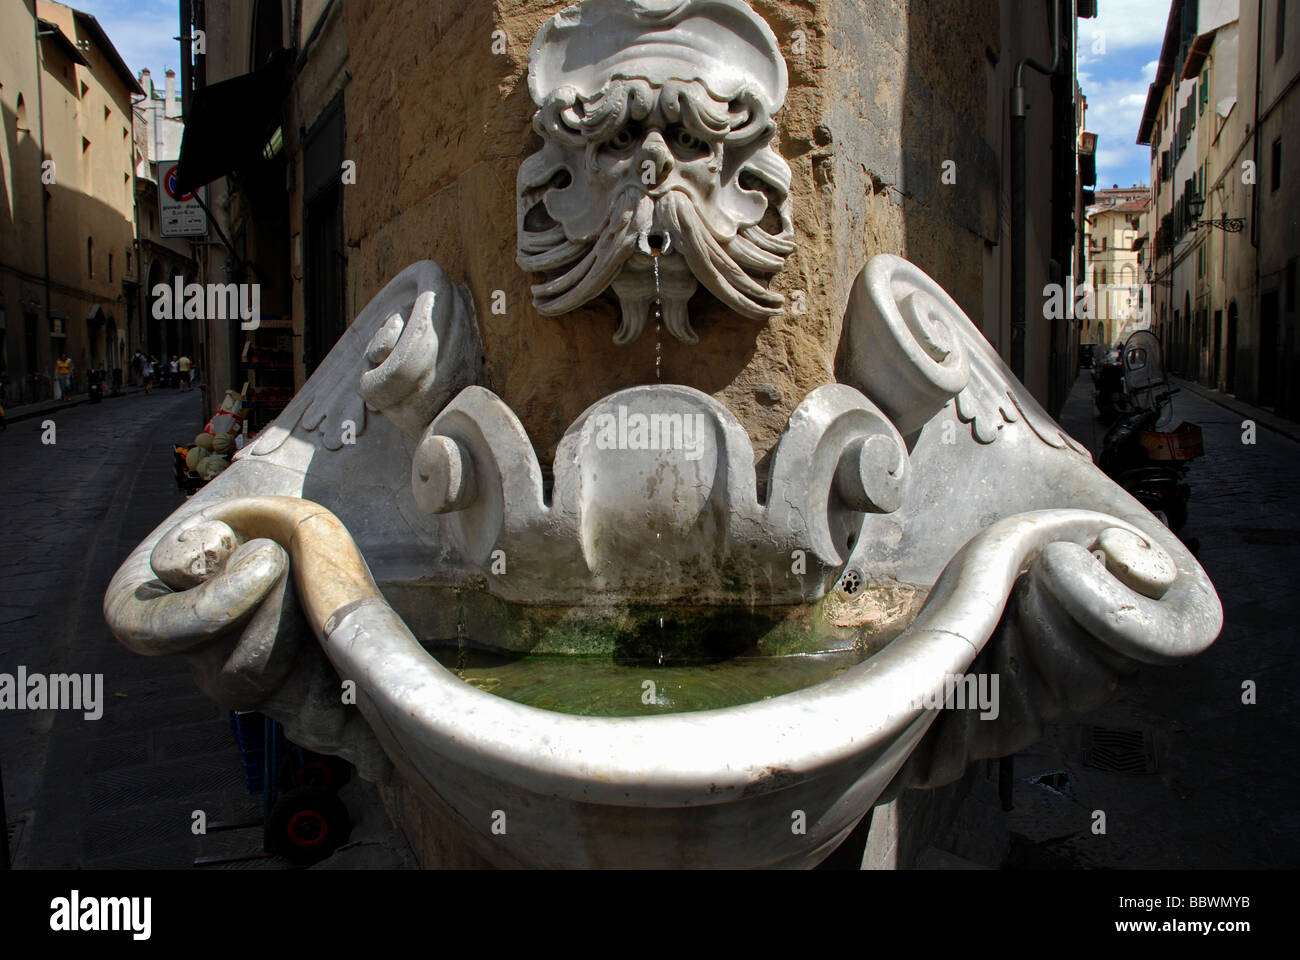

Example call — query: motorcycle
[1097,330,1203,538]
[1092,345,1129,422]
[86,367,104,404]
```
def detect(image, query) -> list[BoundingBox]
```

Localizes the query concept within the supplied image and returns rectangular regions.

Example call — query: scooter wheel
[265,787,352,865]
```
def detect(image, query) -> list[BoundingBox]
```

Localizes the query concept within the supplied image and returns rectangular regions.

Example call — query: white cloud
[1079,1,1173,53]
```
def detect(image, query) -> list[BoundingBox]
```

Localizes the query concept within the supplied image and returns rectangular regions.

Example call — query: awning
[175,49,295,195]
[1181,32,1215,80]
[36,19,89,68]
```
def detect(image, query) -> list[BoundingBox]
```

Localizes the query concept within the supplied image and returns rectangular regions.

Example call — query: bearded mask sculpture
[516,0,795,343]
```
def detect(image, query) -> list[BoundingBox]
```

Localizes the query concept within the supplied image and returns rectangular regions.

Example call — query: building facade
[133,67,198,374]
[0,1,142,403]
[1139,0,1300,416]
[1084,190,1152,347]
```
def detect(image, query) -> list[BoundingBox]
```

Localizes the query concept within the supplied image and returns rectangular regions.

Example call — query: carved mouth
[636,231,671,256]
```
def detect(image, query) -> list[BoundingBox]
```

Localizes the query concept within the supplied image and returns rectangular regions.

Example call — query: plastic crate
[229,710,267,794]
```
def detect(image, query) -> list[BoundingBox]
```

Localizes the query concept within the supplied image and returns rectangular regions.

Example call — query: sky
[71,0,181,90]
[1077,2,1173,192]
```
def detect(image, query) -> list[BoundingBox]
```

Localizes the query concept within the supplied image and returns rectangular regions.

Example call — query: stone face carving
[516,0,795,343]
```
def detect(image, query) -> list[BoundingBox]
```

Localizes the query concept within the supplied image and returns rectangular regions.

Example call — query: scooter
[86,368,104,404]
[1099,394,1191,530]
[1097,330,1203,538]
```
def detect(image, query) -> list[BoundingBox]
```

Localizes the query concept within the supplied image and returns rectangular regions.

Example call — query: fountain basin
[103,254,1222,868]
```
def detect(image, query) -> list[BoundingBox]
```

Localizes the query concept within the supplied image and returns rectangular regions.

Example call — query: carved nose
[641,131,674,183]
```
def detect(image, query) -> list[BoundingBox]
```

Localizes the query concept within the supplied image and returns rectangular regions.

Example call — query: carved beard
[516,80,795,344]
[519,183,792,344]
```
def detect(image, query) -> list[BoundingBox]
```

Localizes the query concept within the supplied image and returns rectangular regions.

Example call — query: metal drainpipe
[1009,0,1063,384]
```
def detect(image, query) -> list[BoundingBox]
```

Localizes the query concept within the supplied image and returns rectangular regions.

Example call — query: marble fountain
[104,0,1221,867]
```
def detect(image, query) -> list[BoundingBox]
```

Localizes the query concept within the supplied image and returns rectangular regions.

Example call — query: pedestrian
[55,352,74,401]
[178,354,192,390]
[169,356,179,389]
[143,355,154,395]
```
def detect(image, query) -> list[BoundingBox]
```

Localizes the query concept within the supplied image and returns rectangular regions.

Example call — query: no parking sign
[159,162,207,238]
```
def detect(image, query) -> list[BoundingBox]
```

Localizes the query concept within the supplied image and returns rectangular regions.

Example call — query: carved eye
[606,126,637,151]
[669,126,707,159]
[673,128,702,150]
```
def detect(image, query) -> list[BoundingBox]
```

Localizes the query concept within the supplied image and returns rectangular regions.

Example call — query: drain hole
[838,568,863,595]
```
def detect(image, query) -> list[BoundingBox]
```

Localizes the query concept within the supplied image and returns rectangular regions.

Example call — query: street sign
[159,162,208,238]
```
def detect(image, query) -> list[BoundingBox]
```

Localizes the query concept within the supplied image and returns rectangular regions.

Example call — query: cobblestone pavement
[934,371,1300,869]
[0,390,412,869]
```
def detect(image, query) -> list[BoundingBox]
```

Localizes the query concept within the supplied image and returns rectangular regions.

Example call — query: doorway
[1225,301,1238,393]
[1260,290,1280,408]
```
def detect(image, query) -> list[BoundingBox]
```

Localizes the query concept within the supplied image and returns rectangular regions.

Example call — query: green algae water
[426,643,869,717]
[398,581,929,717]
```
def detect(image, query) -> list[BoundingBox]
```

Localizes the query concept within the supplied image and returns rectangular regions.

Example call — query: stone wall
[340,0,1003,466]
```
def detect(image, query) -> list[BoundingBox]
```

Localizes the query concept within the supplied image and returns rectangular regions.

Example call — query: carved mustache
[520,186,788,341]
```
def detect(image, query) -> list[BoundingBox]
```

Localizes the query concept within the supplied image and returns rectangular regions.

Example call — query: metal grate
[1082,726,1156,774]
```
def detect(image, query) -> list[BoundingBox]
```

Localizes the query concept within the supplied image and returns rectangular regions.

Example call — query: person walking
[143,355,155,395]
[55,352,74,401]
[177,354,192,390]
[168,356,179,389]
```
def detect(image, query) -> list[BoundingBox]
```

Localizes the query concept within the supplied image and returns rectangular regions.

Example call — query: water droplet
[653,253,662,382]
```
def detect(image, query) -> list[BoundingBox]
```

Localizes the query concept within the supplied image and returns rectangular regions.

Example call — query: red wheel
[266,787,351,865]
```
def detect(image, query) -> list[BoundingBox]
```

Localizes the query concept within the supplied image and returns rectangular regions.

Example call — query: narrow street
[935,372,1300,868]
[0,389,409,868]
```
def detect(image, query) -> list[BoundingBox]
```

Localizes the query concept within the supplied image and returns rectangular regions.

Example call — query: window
[87,237,94,278]
[103,105,110,122]
[15,92,26,130]
[1273,138,1283,192]
[79,80,88,99]
[1278,0,1287,61]
[82,136,90,154]
[1200,71,1208,115]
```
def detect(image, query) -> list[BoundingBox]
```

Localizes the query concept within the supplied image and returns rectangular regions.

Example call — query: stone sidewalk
[0,389,413,869]
[923,369,1300,868]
